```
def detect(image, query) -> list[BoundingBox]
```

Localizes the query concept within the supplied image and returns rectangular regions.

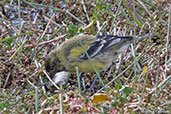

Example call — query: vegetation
[0,0,170,113]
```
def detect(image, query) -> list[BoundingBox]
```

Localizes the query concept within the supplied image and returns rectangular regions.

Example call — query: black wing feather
[79,35,133,60]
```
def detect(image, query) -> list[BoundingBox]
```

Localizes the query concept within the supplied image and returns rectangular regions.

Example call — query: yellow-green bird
[44,33,151,77]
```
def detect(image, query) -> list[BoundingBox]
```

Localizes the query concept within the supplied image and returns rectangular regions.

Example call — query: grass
[0,0,170,113]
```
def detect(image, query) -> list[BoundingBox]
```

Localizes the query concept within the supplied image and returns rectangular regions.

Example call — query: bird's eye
[50,67,54,71]
[114,52,118,55]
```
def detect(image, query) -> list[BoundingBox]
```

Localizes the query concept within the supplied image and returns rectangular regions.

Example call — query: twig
[8,34,67,54]
[37,13,55,41]
[43,70,59,90]
[81,0,89,21]
[3,72,11,90]
[149,76,171,94]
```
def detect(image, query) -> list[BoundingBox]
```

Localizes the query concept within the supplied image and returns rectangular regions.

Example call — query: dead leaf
[91,93,108,103]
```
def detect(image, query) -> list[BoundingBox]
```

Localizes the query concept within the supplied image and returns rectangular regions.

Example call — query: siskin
[44,33,151,77]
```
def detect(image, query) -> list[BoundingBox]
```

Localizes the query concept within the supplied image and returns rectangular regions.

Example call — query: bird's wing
[78,35,133,60]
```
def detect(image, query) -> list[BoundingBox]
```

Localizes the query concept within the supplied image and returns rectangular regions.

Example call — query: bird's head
[44,52,66,78]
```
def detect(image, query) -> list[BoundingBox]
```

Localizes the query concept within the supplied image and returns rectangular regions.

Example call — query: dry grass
[0,0,170,113]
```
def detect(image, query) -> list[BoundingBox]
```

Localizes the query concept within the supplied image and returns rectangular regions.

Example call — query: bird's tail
[136,32,153,41]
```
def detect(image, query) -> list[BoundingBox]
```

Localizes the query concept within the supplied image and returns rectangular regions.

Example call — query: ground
[0,0,171,113]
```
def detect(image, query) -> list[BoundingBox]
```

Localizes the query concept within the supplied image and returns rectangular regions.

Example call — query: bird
[44,33,151,79]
